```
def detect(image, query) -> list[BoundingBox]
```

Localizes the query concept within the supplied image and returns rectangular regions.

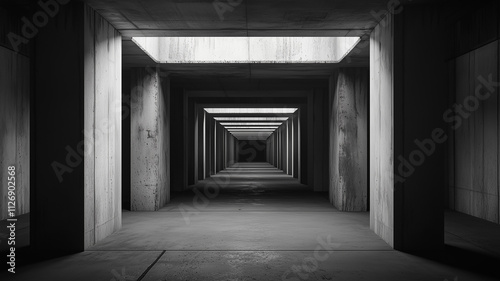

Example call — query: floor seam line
[136,250,165,281]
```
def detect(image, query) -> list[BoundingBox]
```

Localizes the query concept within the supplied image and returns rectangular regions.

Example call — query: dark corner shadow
[1,246,83,271]
[405,245,500,278]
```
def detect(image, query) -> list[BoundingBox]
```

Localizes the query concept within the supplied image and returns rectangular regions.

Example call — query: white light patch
[205,108,297,114]
[214,117,289,121]
[220,122,283,126]
[228,129,276,132]
[225,126,279,129]
[133,37,361,63]
[230,132,272,135]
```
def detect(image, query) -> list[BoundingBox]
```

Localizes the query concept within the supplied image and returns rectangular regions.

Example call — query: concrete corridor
[3,163,500,280]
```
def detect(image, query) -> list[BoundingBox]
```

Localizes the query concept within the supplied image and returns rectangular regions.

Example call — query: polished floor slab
[2,163,500,280]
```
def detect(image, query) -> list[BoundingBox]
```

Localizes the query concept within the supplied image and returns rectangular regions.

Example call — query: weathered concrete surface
[131,68,170,211]
[85,0,394,37]
[329,68,368,211]
[83,6,122,248]
[370,5,447,251]
[370,13,394,247]
[0,46,30,220]
[32,2,122,252]
[93,10,123,246]
[450,40,499,224]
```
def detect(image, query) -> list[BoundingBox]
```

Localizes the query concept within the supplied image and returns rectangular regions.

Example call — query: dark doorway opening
[237,140,267,162]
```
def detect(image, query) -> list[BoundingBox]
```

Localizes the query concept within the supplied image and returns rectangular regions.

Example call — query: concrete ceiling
[85,0,405,37]
[92,0,411,78]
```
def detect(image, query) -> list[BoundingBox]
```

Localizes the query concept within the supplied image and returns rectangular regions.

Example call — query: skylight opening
[228,129,276,132]
[214,117,289,121]
[205,108,297,114]
[219,122,283,126]
[132,37,360,64]
[225,126,279,129]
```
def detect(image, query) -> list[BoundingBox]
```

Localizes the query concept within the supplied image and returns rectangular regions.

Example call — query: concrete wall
[83,6,122,247]
[370,13,395,247]
[329,68,368,211]
[449,40,499,223]
[445,1,500,224]
[34,3,122,251]
[131,68,170,211]
[0,46,30,220]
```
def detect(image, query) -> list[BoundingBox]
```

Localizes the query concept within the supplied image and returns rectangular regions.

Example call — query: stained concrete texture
[3,163,500,280]
[0,45,30,220]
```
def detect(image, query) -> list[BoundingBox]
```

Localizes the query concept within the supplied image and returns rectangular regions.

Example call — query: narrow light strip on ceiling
[220,122,283,126]
[228,130,276,132]
[224,126,279,129]
[205,108,297,114]
[214,117,289,121]
[230,132,272,135]
[230,131,273,133]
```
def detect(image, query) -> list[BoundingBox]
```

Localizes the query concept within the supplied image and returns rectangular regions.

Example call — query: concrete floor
[2,163,500,280]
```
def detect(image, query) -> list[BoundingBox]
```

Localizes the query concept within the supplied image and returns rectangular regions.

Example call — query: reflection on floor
[2,163,500,280]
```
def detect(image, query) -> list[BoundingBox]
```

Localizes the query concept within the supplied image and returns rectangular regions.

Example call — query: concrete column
[218,123,224,172]
[0,46,29,221]
[34,3,121,251]
[287,119,293,175]
[197,107,205,180]
[236,137,239,163]
[299,110,305,183]
[131,67,170,211]
[370,5,446,251]
[271,134,276,166]
[203,111,207,178]
[293,114,299,179]
[228,134,235,166]
[313,89,327,191]
[214,120,217,173]
[211,118,216,174]
[170,87,185,191]
[284,124,288,172]
[329,68,368,211]
[279,127,283,170]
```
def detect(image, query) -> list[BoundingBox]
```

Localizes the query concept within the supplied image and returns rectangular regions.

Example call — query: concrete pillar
[203,111,207,178]
[170,87,185,191]
[0,46,30,221]
[287,119,293,175]
[313,89,327,191]
[297,107,309,185]
[293,114,299,179]
[34,3,121,251]
[218,123,224,172]
[131,67,170,211]
[307,93,314,188]
[279,126,284,170]
[329,68,368,211]
[370,5,446,251]
[211,118,216,174]
[282,125,286,170]
[197,107,205,180]
[235,137,239,163]
[214,120,217,172]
